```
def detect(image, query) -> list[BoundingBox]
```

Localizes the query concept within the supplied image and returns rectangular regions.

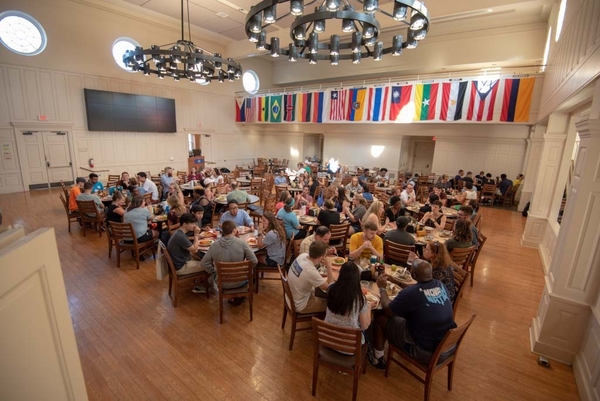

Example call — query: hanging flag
[258,95,270,122]
[235,98,246,122]
[466,80,499,121]
[270,95,282,123]
[413,83,439,121]
[347,88,368,121]
[329,90,347,121]
[388,85,412,121]
[245,97,256,123]
[439,81,468,121]
[296,93,312,122]
[284,93,297,122]
[500,78,535,122]
[368,87,389,122]
[312,92,325,123]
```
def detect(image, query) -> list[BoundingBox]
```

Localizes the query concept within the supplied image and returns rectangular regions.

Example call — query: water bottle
[165,205,171,214]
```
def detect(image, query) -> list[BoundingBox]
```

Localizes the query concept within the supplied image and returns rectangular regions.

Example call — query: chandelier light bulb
[290,0,303,16]
[410,13,425,30]
[325,0,340,11]
[249,31,259,43]
[330,35,340,55]
[351,31,362,53]
[256,30,267,50]
[214,53,222,70]
[172,46,182,63]
[218,70,224,83]
[264,5,276,23]
[309,53,317,64]
[294,25,307,40]
[364,36,376,47]
[373,42,383,60]
[309,32,319,54]
[392,3,407,21]
[392,35,403,55]
[288,44,298,62]
[363,0,378,13]
[363,25,375,39]
[413,28,427,41]
[249,13,262,33]
[352,51,361,64]
[270,37,280,57]
[330,54,339,65]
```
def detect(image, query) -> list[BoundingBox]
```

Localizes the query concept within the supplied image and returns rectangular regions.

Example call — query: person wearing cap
[385,216,416,247]
[276,196,307,240]
[69,177,86,212]
[368,260,457,370]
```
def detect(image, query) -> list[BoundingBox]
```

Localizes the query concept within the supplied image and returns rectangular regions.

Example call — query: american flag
[245,97,256,123]
[329,90,347,121]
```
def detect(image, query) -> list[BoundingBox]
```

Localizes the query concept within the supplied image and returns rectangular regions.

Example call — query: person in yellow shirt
[69,177,86,212]
[513,174,524,186]
[349,220,383,261]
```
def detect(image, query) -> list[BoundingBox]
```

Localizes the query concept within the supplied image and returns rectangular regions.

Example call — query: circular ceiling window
[243,70,260,95]
[112,37,140,72]
[0,10,47,56]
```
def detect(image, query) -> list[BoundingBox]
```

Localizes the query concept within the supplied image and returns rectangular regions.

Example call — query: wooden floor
[0,188,581,401]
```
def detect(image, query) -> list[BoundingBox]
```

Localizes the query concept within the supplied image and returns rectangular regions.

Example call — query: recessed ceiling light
[487,9,493,12]
[217,11,228,18]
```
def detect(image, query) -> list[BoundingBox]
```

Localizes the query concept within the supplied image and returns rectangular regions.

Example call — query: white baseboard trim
[573,355,594,401]
[539,243,552,276]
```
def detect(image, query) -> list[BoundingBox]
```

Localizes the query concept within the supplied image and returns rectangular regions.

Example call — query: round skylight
[243,70,260,95]
[0,10,47,56]
[112,37,140,72]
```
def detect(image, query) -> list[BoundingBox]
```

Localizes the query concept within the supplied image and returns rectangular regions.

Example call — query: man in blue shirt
[274,169,288,185]
[161,167,175,198]
[368,260,457,370]
[496,173,513,196]
[358,168,370,185]
[89,173,104,193]
[219,200,254,229]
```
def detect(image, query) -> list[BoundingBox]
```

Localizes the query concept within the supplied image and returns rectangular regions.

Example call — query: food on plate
[199,239,214,247]
[390,264,398,272]
[393,270,411,281]
[237,226,250,234]
[333,257,346,265]
[155,215,167,221]
[424,226,434,231]
[246,237,258,246]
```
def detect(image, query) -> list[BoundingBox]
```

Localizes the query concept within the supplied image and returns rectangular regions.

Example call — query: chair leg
[135,248,140,270]
[289,316,297,351]
[168,275,173,296]
[447,361,454,391]
[424,373,434,401]
[281,306,288,329]
[352,367,360,401]
[249,292,253,322]
[98,221,103,237]
[312,362,319,397]
[254,268,259,294]
[82,222,87,237]
[116,247,121,268]
[470,266,475,287]
[384,346,393,377]
[219,294,224,324]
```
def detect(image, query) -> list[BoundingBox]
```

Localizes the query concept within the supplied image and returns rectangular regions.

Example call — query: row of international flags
[235,77,536,124]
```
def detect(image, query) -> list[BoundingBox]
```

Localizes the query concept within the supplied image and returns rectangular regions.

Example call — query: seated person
[300,225,337,255]
[446,219,474,253]
[167,195,186,225]
[345,177,362,194]
[361,183,374,201]
[160,167,175,198]
[256,211,286,267]
[274,169,288,185]
[420,200,446,230]
[349,220,383,261]
[385,216,416,247]
[369,260,456,369]
[277,197,307,240]
[136,172,159,204]
[219,200,254,229]
[400,182,416,207]
[431,186,447,206]
[385,196,405,223]
[496,174,513,196]
[435,174,452,190]
[69,177,86,212]
[462,171,474,185]
[317,199,341,228]
[123,195,158,244]
[418,193,440,214]
[89,173,104,194]
[455,181,478,206]
[343,194,367,235]
[457,205,479,248]
[295,186,313,207]
[76,182,105,216]
[374,168,389,182]
[188,166,200,182]
[167,213,210,276]
[226,182,251,204]
[116,172,129,190]
[106,190,126,225]
[482,173,496,186]
[190,204,206,230]
[358,169,370,185]
[513,174,524,187]
[287,241,334,314]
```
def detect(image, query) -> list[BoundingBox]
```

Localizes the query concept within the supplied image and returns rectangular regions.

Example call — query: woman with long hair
[317,199,341,228]
[420,200,447,230]
[421,241,456,302]
[446,219,473,252]
[276,197,307,239]
[167,195,186,225]
[117,172,129,189]
[213,167,224,184]
[124,195,158,243]
[106,190,126,224]
[325,261,375,342]
[334,185,347,213]
[385,195,404,223]
[361,200,387,234]
[275,190,290,215]
[256,211,286,267]
[167,182,185,205]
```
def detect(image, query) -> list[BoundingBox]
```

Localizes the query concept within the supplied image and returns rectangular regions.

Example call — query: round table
[213,193,260,205]
[197,229,265,253]
[287,187,303,193]
[235,177,266,186]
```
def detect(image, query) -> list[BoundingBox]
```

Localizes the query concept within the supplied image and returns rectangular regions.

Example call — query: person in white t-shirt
[400,182,416,207]
[136,172,159,204]
[287,241,334,314]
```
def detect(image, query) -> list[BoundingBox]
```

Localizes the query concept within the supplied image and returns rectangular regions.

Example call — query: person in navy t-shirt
[368,260,457,370]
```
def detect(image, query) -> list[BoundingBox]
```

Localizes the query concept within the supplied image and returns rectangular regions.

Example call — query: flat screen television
[84,89,176,133]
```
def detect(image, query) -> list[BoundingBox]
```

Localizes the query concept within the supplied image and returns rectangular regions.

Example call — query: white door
[43,132,74,185]
[19,131,74,189]
[0,227,88,400]
[412,141,436,175]
[20,131,48,188]
[201,134,213,164]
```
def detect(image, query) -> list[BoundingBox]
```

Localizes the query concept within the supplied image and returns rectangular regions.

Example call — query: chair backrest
[76,199,100,217]
[293,238,303,259]
[60,180,70,199]
[427,314,476,370]
[451,266,470,318]
[329,222,350,242]
[176,171,187,182]
[210,201,220,228]
[384,241,415,265]
[215,260,253,291]
[158,240,178,277]
[143,192,153,204]
[109,221,137,243]
[450,246,476,270]
[481,184,496,196]
[312,317,362,357]
[471,210,482,229]
[470,232,487,268]
[216,183,227,194]
[107,174,120,183]
[444,219,455,231]
[59,193,69,213]
[278,264,297,314]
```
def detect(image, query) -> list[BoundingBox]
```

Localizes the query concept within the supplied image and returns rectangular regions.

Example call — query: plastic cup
[360,280,370,295]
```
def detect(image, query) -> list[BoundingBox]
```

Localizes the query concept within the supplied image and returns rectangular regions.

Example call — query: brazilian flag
[270,95,283,123]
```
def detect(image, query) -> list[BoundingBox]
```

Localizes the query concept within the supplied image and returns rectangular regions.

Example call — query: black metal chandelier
[245,0,429,63]
[123,0,242,85]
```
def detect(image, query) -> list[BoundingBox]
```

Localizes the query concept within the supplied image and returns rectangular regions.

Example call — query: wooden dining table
[213,193,260,205]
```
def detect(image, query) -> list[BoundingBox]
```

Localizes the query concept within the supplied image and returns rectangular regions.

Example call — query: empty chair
[215,260,253,324]
[328,223,351,256]
[385,314,477,401]
[450,246,476,271]
[480,184,496,206]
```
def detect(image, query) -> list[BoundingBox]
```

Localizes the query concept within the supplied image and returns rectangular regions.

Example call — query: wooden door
[412,141,435,175]
[42,131,74,186]
[0,227,88,400]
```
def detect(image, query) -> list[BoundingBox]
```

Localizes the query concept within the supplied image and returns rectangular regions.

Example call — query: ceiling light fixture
[244,0,429,63]
[122,0,242,85]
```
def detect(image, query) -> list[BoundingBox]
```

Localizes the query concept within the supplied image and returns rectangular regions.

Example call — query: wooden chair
[467,232,487,286]
[497,185,516,207]
[143,192,153,205]
[311,317,367,401]
[253,167,265,177]
[385,314,477,401]
[480,184,496,206]
[59,180,70,200]
[384,242,415,265]
[109,222,156,269]
[59,194,79,233]
[444,219,455,231]
[375,190,390,204]
[471,209,482,230]
[450,246,476,271]
[176,171,187,183]
[76,199,105,237]
[329,223,351,256]
[159,241,209,307]
[215,260,254,324]
[451,266,470,319]
[215,183,227,194]
[107,174,120,183]
[250,179,263,196]
[278,266,325,350]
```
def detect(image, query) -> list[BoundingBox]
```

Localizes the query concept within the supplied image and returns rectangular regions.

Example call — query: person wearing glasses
[219,200,254,229]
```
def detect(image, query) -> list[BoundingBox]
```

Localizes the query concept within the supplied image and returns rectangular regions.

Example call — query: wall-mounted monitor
[84,89,176,133]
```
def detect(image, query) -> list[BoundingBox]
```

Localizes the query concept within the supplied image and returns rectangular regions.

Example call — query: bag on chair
[155,242,168,280]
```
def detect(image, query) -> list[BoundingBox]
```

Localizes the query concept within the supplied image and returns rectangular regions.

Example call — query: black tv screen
[84,89,176,133]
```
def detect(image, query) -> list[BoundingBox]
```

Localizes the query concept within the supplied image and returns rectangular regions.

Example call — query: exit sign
[38,115,47,121]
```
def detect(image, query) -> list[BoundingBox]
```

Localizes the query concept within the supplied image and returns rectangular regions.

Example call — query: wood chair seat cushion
[174,270,209,280]
[318,343,367,369]
[221,283,250,295]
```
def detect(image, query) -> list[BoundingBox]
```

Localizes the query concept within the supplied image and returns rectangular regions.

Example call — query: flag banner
[296,93,312,122]
[329,90,347,121]
[466,80,499,121]
[368,87,389,122]
[284,93,297,122]
[245,97,256,123]
[258,96,270,122]
[500,78,535,122]
[347,88,368,121]
[413,83,439,121]
[388,85,412,121]
[270,95,283,123]
[312,92,326,123]
[235,97,246,122]
[440,81,468,121]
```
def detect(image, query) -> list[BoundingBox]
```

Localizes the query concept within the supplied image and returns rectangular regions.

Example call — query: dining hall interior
[0,0,598,399]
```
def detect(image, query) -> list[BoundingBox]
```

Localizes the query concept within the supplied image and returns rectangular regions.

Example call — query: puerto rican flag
[466,80,499,121]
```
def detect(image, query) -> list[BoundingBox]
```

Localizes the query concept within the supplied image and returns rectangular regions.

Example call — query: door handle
[47,161,50,168]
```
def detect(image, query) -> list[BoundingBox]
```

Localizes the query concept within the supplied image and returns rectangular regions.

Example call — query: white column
[530,117,600,364]
[518,125,545,212]
[521,112,568,248]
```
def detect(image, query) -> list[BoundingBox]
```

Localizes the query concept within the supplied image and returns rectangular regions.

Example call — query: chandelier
[244,0,429,63]
[123,0,242,85]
